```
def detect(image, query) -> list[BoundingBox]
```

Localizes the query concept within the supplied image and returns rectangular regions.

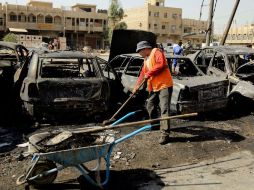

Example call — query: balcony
[6,22,63,31]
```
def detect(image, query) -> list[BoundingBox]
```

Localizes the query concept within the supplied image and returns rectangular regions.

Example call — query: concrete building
[122,0,182,43]
[122,0,208,47]
[182,18,207,47]
[226,24,254,47]
[0,1,108,49]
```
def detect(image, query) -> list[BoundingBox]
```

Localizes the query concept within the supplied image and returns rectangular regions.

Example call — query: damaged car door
[19,51,110,120]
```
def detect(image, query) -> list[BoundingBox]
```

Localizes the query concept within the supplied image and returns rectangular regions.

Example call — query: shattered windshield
[167,58,203,77]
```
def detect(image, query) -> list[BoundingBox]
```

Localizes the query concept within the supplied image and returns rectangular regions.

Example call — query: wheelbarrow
[16,111,197,188]
[16,111,153,188]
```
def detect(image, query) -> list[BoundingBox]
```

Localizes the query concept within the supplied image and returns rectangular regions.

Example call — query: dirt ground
[1,110,254,190]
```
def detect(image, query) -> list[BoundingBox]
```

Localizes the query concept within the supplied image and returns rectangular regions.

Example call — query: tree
[3,33,17,43]
[107,0,127,44]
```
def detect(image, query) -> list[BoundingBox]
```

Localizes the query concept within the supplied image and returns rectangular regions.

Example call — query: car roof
[205,46,254,54]
[0,41,24,49]
[38,50,95,59]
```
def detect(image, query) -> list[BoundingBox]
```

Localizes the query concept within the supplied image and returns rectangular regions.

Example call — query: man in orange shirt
[134,41,173,145]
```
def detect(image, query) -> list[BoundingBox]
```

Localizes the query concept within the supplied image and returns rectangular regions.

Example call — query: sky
[1,0,254,34]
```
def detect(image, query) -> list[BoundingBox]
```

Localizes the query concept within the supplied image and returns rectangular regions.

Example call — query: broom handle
[108,79,146,121]
[72,112,198,134]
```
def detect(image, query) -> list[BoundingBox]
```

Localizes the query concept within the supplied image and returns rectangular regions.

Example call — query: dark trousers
[146,87,173,133]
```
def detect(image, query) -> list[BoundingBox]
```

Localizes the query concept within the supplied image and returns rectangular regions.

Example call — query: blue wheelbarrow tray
[16,111,152,188]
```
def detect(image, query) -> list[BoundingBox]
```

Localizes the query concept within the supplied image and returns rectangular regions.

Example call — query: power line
[199,0,205,21]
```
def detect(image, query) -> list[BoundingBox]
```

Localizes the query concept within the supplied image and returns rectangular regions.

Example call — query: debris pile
[28,131,114,153]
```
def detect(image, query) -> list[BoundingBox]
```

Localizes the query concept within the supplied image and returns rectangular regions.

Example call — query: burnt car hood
[174,76,228,90]
[36,78,105,104]
[108,29,157,63]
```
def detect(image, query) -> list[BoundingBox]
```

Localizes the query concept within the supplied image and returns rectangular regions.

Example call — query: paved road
[140,151,254,190]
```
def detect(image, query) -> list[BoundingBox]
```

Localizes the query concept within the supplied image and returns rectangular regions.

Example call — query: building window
[28,14,36,23]
[80,18,85,26]
[54,16,61,24]
[248,34,253,40]
[86,18,89,27]
[164,13,167,18]
[72,18,75,26]
[0,18,3,25]
[162,25,165,29]
[45,15,53,23]
[154,12,159,17]
[183,27,191,33]
[149,11,151,16]
[37,14,44,23]
[9,13,17,22]
[171,25,176,33]
[154,24,158,29]
[149,23,151,29]
[172,13,177,19]
[94,19,102,27]
[156,2,159,6]
[18,13,26,22]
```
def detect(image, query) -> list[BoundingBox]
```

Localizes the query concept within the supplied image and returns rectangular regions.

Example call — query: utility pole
[220,0,240,45]
[206,0,214,46]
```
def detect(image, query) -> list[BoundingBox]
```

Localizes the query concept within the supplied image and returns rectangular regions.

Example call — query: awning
[8,28,28,33]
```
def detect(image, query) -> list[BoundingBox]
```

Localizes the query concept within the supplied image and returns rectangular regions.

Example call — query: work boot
[159,133,170,145]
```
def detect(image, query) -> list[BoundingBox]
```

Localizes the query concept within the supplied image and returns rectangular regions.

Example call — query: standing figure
[134,41,173,145]
[173,41,183,73]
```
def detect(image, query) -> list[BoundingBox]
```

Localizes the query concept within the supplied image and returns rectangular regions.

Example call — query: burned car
[107,53,229,114]
[0,41,28,121]
[0,41,28,85]
[191,46,254,105]
[18,50,111,120]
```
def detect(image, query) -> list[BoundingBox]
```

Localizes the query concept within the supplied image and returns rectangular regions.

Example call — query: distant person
[134,41,173,145]
[48,42,53,50]
[244,44,253,62]
[173,41,183,73]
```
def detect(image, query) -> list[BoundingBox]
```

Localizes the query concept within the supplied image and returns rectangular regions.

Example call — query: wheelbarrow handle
[114,124,152,145]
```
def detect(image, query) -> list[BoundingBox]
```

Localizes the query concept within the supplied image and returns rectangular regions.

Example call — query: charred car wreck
[17,50,112,120]
[0,41,28,121]
[107,53,229,114]
[191,46,254,105]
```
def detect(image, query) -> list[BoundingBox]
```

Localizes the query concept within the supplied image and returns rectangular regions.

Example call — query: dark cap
[136,41,152,52]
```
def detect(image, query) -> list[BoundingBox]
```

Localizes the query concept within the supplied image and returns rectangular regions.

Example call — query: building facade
[0,1,108,49]
[226,24,254,46]
[182,18,207,47]
[122,0,208,46]
[122,0,182,43]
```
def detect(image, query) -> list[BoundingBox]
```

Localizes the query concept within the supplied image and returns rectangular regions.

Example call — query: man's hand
[133,77,148,93]
[144,74,150,80]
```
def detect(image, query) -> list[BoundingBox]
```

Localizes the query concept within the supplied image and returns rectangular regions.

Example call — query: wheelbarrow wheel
[27,160,58,186]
